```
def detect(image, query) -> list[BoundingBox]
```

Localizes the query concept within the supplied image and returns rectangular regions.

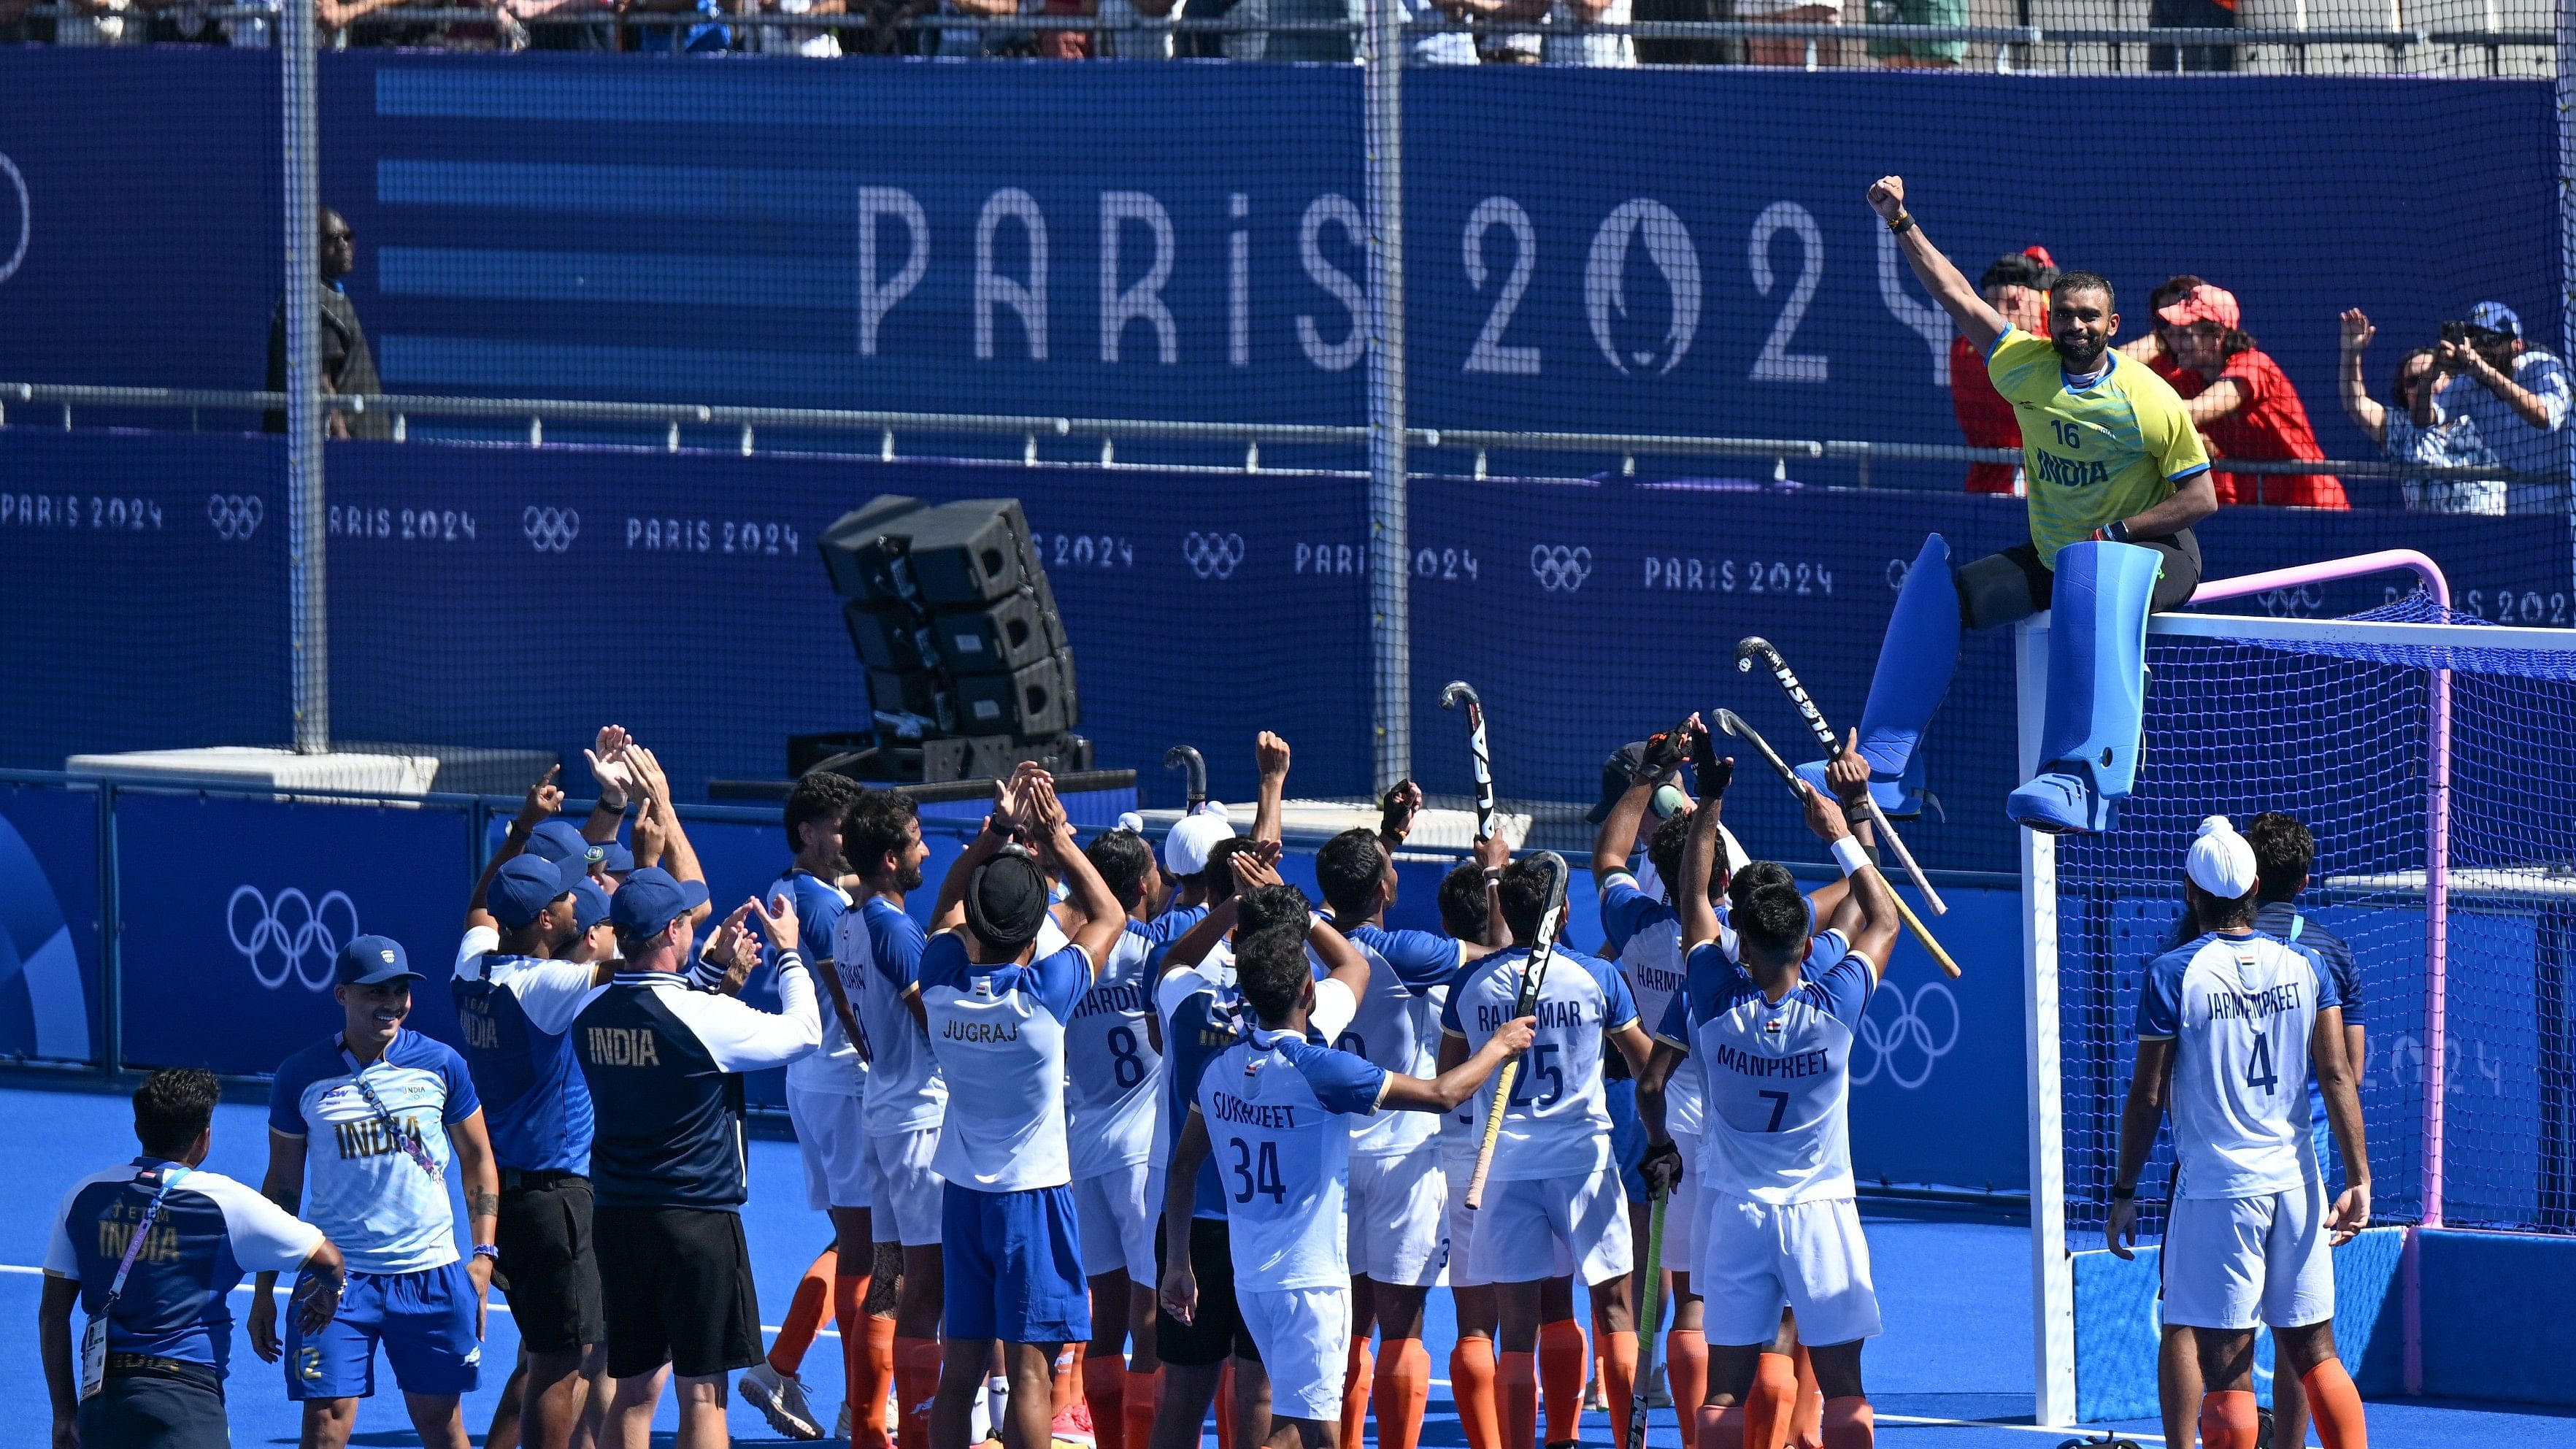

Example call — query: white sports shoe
[741,1361,826,1441]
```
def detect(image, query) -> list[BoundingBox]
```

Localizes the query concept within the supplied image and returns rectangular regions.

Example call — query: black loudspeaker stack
[812,495,1090,783]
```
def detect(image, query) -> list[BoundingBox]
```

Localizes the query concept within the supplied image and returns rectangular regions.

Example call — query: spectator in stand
[2337,307,2504,515]
[2423,301,2570,515]
[1545,0,1632,64]
[266,209,393,442]
[739,0,847,55]
[1867,0,1961,66]
[624,0,730,50]
[2124,279,2345,509]
[1739,0,1834,67]
[1949,246,2058,496]
[2148,0,2232,71]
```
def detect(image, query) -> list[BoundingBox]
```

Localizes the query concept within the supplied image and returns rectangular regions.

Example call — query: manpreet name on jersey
[1705,1040,1832,1082]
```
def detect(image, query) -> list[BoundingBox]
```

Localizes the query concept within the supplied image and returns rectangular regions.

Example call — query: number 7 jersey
[1655,932,1873,1205]
[2136,929,2337,1199]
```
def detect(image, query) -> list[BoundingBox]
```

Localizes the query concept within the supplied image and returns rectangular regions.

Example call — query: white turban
[2186,815,2258,899]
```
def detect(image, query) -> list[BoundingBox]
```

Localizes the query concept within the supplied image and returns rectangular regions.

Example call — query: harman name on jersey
[1439,942,1637,1180]
[2137,929,2340,1199]
[1987,327,2212,565]
[1656,930,1873,1204]
[1183,1023,1388,1288]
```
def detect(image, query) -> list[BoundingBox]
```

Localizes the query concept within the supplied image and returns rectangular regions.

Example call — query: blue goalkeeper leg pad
[1798,533,1958,816]
[2006,541,2162,835]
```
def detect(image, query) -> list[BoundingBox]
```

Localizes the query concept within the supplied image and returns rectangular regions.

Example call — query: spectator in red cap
[1949,246,2058,495]
[2126,279,2345,509]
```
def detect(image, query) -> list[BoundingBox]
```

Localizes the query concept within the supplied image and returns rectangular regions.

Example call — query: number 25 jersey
[1440,943,1637,1181]
[1656,932,1873,1205]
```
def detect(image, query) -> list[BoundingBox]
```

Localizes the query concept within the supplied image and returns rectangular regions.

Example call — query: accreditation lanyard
[342,1044,443,1182]
[81,1165,191,1401]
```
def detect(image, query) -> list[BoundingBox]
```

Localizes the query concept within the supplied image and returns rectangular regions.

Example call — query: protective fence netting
[2055,591,2576,1248]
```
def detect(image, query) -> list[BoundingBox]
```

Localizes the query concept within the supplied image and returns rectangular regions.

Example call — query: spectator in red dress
[2126,279,2346,509]
[1948,246,2058,496]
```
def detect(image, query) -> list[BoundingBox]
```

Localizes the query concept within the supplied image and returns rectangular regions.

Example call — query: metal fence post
[1365,0,1410,793]
[283,0,329,753]
[95,780,120,1082]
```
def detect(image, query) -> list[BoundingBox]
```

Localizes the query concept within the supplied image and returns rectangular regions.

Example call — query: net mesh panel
[2056,591,2576,1248]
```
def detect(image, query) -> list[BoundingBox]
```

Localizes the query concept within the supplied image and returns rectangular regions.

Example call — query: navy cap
[599,840,635,876]
[568,877,612,935]
[2467,301,2523,339]
[334,934,420,987]
[491,854,586,930]
[610,866,710,942]
[528,820,607,875]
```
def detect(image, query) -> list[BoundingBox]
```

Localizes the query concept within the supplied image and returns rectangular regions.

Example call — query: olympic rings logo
[207,494,266,541]
[1529,545,1593,592]
[1849,980,1958,1090]
[1183,531,1245,580]
[227,885,361,991]
[0,153,27,288]
[523,507,580,553]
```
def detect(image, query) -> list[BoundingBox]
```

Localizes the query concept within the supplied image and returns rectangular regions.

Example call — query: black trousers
[79,1364,228,1449]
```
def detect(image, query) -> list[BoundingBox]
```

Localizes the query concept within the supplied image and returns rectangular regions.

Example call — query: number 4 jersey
[2136,929,2337,1199]
[1183,1023,1389,1288]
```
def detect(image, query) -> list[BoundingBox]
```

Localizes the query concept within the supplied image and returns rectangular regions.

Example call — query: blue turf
[4,1083,2569,1447]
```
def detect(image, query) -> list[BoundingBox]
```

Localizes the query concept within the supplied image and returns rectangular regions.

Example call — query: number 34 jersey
[1656,933,1874,1206]
[2136,930,2338,1200]
[1184,1024,1389,1288]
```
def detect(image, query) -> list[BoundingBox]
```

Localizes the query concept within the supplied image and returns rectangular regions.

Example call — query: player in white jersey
[1439,856,1656,1449]
[1161,910,1537,1448]
[1638,742,1902,1449]
[919,767,1131,1449]
[842,788,947,1449]
[2106,816,2371,1449]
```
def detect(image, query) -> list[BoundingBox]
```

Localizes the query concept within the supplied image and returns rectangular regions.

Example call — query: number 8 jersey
[1184,1023,1389,1288]
[2136,929,2337,1199]
[1656,932,1872,1205]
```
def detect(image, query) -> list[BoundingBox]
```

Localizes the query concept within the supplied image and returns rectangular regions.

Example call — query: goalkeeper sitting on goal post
[1835,176,2220,835]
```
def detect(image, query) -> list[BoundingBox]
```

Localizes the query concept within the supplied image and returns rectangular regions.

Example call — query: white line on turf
[0,1262,839,1339]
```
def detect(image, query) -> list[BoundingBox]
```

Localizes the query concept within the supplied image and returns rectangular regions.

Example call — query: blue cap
[2467,301,2522,339]
[334,934,420,987]
[491,853,586,930]
[609,866,710,942]
[528,820,607,875]
[568,877,612,935]
[599,840,635,876]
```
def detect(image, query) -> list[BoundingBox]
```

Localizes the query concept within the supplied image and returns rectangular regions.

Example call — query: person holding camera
[2426,301,2570,513]
[2337,307,2504,515]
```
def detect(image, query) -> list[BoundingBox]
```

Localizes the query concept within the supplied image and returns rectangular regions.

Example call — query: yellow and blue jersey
[1987,328,2211,565]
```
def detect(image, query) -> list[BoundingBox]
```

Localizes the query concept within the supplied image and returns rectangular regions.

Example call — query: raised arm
[580,726,634,844]
[468,766,564,930]
[2104,1037,2174,1259]
[933,777,1026,933]
[694,894,824,1071]
[1253,731,1291,848]
[1680,728,1733,953]
[2312,1005,2370,1242]
[1866,177,2009,355]
[1033,775,1124,972]
[1802,781,1898,977]
[2337,309,2389,444]
[624,747,710,925]
[1593,780,1656,885]
[1379,1014,1535,1112]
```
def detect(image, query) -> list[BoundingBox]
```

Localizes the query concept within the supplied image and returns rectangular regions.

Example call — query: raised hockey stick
[1734,636,1946,916]
[1464,850,1569,1210]
[1440,680,1499,843]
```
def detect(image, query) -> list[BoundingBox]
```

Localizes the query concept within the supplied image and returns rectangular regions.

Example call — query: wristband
[1830,836,1871,877]
[1480,866,1504,882]
[2110,1185,2138,1202]
[2102,518,2133,545]
[472,1243,500,1261]
[1888,213,1915,234]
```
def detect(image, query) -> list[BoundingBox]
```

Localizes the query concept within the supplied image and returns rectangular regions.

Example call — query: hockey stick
[1626,1186,1667,1449]
[1464,850,1568,1210]
[1163,745,1209,813]
[1440,680,1499,842]
[1713,710,1961,980]
[1734,637,1946,916]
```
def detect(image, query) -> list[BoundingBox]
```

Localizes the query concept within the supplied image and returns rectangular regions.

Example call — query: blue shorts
[941,1182,1091,1345]
[1605,1077,1648,1205]
[286,1260,483,1400]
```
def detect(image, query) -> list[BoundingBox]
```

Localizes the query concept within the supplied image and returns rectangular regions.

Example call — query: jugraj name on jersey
[941,1018,1023,1044]
[1479,998,1587,1031]
[1210,1089,1300,1129]
[1708,1041,1834,1081]
[2207,982,2304,1021]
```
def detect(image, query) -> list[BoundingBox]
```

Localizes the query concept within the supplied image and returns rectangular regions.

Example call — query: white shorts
[1696,1195,1880,1348]
[1442,1155,1568,1289]
[1072,1160,1161,1281]
[1238,1286,1350,1423]
[2162,1183,2334,1331]
[1348,1149,1447,1288]
[863,1126,945,1246]
[789,1085,873,1212]
[1470,1163,1632,1288]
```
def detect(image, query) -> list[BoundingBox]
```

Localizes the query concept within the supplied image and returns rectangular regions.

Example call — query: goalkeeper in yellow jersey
[1814,175,2219,836]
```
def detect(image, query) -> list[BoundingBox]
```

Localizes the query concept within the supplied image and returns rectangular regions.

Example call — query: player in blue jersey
[1638,742,1902,1449]
[44,1068,347,1449]
[1161,919,1537,1449]
[1440,857,1657,1449]
[918,767,1133,1449]
[2107,818,2371,1449]
[253,936,501,1449]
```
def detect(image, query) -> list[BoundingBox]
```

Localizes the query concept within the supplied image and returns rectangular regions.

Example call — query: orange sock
[2199,1390,2260,1449]
[769,1248,838,1375]
[1216,1362,1237,1449]
[1450,1340,1501,1449]
[1699,1404,1745,1449]
[1664,1329,1707,1431]
[1791,1347,1823,1449]
[1374,1338,1431,1449]
[1745,1354,1799,1449]
[1083,1355,1126,1449]
[2299,1361,2369,1449]
[831,1272,875,1447]
[1342,1337,1374,1449]
[1537,1321,1587,1446]
[1501,1351,1540,1449]
[1818,1396,1871,1449]
[1124,1367,1159,1449]
[893,1337,942,1449]
[1599,1331,1639,1449]
[861,1318,898,1448]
